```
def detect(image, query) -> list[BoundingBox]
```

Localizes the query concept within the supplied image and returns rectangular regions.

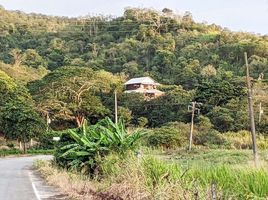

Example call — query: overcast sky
[0,0,268,35]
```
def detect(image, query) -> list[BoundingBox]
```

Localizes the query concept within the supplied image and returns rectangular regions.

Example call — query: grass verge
[0,149,54,157]
[35,150,268,200]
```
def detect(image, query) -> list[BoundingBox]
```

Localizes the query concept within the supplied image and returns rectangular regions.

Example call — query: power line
[0,21,181,34]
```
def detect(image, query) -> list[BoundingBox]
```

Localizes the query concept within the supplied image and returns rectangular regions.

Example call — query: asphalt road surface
[0,155,68,200]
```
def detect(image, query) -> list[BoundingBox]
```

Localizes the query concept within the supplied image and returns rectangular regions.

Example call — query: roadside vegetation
[0,149,54,157]
[33,118,268,200]
[0,5,268,199]
[54,118,144,174]
[36,149,268,200]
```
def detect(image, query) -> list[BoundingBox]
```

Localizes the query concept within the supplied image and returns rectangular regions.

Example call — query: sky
[0,0,268,35]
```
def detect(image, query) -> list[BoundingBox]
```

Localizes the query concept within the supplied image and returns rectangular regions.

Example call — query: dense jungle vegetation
[1,5,268,199]
[0,6,268,148]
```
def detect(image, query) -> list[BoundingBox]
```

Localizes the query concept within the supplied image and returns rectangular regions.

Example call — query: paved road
[0,155,68,200]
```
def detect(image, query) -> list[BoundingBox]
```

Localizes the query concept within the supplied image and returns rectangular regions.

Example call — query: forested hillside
[0,6,268,134]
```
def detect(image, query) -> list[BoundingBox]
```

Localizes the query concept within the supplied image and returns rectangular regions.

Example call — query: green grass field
[153,149,268,167]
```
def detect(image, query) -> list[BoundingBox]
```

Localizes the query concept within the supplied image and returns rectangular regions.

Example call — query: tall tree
[0,70,45,152]
[29,67,122,128]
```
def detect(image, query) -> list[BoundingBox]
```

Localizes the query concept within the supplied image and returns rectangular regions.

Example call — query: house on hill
[124,77,164,99]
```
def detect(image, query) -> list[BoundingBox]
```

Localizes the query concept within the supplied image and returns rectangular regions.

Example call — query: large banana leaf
[55,117,146,174]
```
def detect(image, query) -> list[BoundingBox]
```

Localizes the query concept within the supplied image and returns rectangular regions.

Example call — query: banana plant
[55,117,145,173]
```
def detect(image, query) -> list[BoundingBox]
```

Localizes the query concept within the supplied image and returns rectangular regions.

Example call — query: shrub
[0,148,22,156]
[137,117,148,127]
[146,123,188,149]
[98,153,125,179]
[0,145,10,150]
[37,130,62,149]
[194,129,226,148]
[6,143,15,148]
[223,130,268,150]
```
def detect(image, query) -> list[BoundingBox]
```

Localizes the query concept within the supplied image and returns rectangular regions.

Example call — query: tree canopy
[0,7,267,134]
[29,67,122,128]
[0,70,45,149]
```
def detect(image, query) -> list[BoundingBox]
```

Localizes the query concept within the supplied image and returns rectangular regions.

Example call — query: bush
[223,130,268,150]
[0,137,5,145]
[0,145,10,151]
[0,148,54,157]
[98,153,124,179]
[194,129,226,148]
[146,122,188,149]
[137,117,148,127]
[0,148,22,156]
[37,131,62,149]
[7,143,15,148]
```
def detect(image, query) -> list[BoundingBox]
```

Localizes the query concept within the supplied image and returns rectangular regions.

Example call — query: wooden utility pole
[114,90,118,124]
[189,101,196,151]
[188,102,201,151]
[244,52,259,166]
[259,102,263,124]
[46,112,51,132]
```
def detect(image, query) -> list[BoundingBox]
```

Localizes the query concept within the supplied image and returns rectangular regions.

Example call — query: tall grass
[98,153,268,200]
[37,151,268,199]
[188,165,268,199]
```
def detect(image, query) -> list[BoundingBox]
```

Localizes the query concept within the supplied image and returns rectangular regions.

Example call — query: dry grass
[103,158,151,200]
[35,151,268,200]
[35,160,140,200]
[34,156,206,200]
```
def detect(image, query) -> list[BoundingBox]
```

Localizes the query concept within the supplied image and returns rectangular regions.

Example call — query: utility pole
[114,90,118,124]
[46,112,51,132]
[244,52,259,166]
[259,102,263,124]
[188,102,201,151]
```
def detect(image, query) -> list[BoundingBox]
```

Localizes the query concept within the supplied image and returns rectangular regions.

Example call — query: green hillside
[0,6,267,132]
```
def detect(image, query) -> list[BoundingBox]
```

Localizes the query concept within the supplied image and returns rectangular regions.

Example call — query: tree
[122,61,140,77]
[208,98,248,132]
[9,48,24,67]
[208,106,234,132]
[0,70,45,152]
[70,58,86,67]
[22,49,46,68]
[201,65,217,77]
[29,67,122,128]
[0,70,17,104]
[130,85,194,127]
[162,8,173,15]
[195,76,246,113]
[152,49,176,78]
[0,99,45,153]
[0,7,268,132]
[118,106,132,125]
